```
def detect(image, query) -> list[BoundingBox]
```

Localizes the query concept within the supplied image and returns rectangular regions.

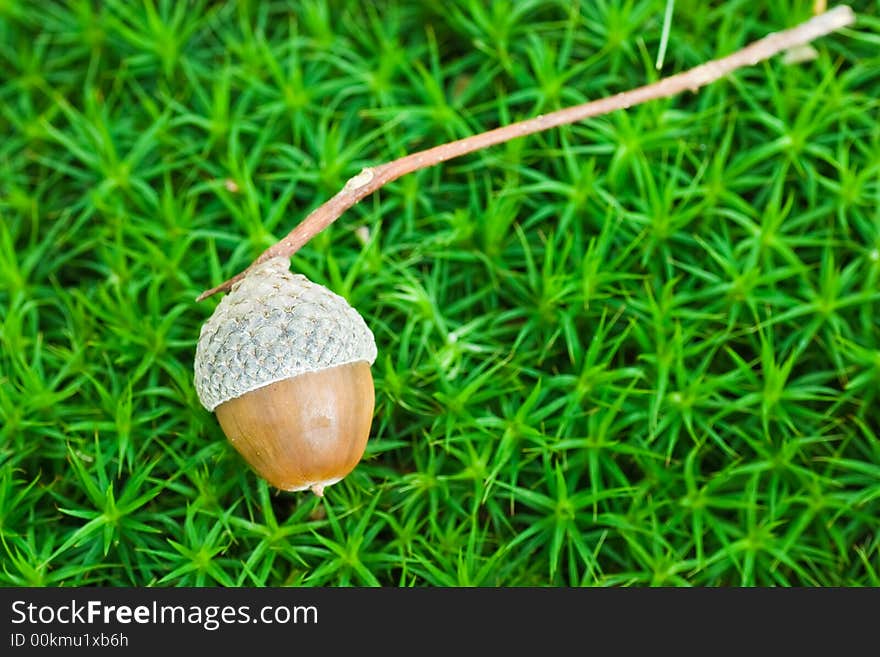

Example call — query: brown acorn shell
[214,361,374,495]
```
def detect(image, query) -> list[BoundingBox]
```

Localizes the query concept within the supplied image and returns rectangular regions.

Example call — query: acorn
[193,257,377,496]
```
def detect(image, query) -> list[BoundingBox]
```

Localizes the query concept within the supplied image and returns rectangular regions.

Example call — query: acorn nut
[194,257,377,496]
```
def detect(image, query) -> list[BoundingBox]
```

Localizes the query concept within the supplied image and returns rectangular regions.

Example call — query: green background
[1,0,878,585]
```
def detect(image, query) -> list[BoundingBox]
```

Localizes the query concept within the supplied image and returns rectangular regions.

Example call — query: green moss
[1,0,878,586]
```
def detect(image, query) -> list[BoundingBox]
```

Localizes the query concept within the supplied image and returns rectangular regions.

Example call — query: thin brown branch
[197,5,855,302]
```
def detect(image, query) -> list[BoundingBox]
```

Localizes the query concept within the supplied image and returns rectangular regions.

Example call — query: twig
[197,5,855,302]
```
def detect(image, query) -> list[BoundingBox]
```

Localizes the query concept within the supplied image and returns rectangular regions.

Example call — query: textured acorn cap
[194,256,377,411]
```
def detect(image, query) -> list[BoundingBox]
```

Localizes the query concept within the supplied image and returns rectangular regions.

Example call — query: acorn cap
[194,257,377,412]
